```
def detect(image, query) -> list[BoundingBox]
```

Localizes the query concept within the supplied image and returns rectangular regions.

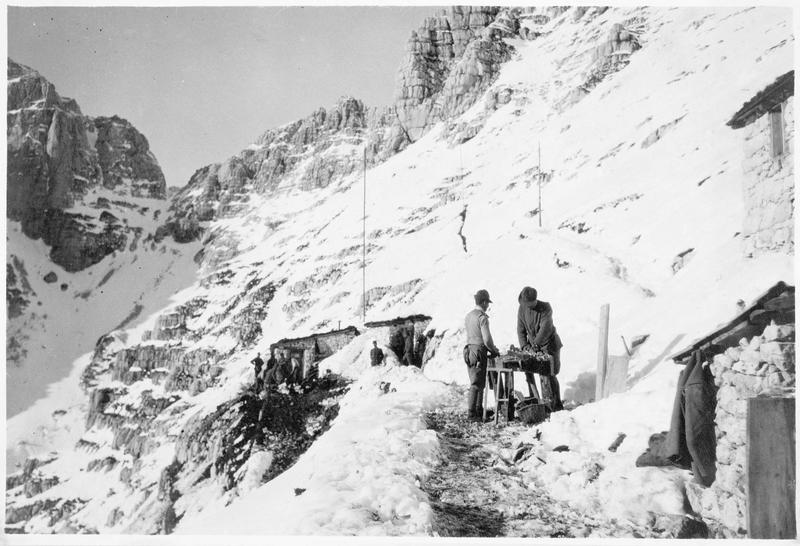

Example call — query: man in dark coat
[251,352,265,391]
[464,289,502,421]
[370,341,385,366]
[517,287,564,411]
[265,348,277,374]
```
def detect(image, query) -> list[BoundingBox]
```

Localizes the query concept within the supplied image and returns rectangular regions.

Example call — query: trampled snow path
[423,405,660,538]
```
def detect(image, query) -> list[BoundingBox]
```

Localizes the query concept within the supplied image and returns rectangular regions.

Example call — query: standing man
[288,352,302,390]
[516,286,564,411]
[265,348,277,376]
[370,341,385,366]
[401,330,415,367]
[464,289,501,421]
[251,352,265,391]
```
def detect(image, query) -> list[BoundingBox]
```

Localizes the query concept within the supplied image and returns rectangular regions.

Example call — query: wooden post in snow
[747,397,796,538]
[595,304,610,401]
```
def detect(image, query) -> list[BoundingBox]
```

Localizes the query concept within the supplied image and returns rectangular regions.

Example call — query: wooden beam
[747,397,796,539]
[595,304,610,400]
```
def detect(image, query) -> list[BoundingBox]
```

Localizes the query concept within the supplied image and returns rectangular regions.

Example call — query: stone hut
[271,326,360,378]
[669,281,795,538]
[364,314,432,366]
[727,70,794,257]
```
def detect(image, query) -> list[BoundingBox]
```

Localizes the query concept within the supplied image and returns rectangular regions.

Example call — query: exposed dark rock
[93,116,166,198]
[7,59,165,272]
[175,377,348,499]
[99,211,119,224]
[43,271,58,283]
[7,258,32,318]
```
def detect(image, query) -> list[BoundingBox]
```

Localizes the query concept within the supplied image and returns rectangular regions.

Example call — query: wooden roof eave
[272,325,360,347]
[727,70,795,129]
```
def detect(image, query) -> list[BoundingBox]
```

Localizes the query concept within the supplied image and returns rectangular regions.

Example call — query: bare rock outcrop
[393,7,515,142]
[7,58,166,272]
[156,8,526,253]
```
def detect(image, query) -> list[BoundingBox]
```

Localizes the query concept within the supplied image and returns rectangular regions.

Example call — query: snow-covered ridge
[6,6,794,535]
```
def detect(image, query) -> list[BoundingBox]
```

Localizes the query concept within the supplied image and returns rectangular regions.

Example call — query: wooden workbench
[482,352,555,424]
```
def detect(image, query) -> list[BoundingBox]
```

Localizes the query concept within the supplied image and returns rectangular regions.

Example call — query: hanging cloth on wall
[665,349,717,486]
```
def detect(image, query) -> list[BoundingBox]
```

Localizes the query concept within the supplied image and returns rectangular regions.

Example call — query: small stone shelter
[727,70,794,257]
[271,326,360,378]
[669,281,795,538]
[364,314,432,366]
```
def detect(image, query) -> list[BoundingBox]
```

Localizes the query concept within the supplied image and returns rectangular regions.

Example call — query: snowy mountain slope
[6,6,794,535]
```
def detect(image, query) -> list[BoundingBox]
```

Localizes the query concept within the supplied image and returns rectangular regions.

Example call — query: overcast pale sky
[8,6,438,187]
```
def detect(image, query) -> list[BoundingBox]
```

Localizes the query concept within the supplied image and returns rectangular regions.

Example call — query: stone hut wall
[741,96,794,257]
[685,321,795,537]
[271,327,359,377]
[314,330,358,358]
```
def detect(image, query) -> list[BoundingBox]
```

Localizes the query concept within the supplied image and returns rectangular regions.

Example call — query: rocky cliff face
[393,6,510,141]
[155,97,394,253]
[156,7,541,257]
[7,59,166,273]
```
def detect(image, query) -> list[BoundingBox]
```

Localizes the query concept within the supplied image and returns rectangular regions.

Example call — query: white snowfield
[6,5,794,536]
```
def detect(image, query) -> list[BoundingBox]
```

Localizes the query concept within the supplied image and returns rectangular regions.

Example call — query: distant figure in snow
[251,352,265,391]
[401,329,415,367]
[464,289,501,421]
[370,341,385,366]
[517,286,564,411]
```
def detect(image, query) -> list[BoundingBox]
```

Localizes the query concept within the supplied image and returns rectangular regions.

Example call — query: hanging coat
[665,349,717,486]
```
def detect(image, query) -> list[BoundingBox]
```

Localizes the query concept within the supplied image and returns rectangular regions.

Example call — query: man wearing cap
[517,286,564,411]
[464,289,502,421]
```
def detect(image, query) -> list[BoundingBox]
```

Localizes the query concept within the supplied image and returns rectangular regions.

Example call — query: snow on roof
[727,70,794,129]
[272,325,361,347]
[669,280,794,363]
[364,314,433,328]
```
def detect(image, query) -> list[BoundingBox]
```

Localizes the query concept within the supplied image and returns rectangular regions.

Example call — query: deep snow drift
[6,5,794,536]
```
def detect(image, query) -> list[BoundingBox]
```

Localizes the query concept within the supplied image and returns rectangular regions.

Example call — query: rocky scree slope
[6,6,795,536]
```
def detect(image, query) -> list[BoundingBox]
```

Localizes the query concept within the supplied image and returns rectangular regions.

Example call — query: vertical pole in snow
[538,142,542,228]
[362,147,367,324]
[596,304,610,400]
